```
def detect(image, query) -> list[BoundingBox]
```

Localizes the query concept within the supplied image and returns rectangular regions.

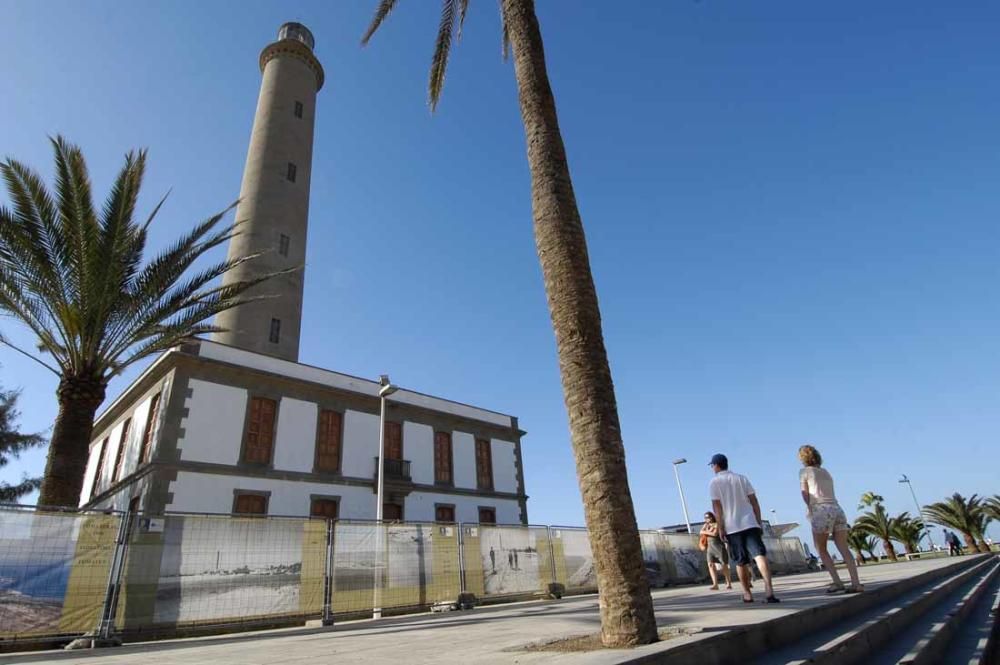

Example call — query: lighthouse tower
[213,22,324,362]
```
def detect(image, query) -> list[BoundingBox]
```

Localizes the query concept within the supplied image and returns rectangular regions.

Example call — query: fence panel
[471,525,553,599]
[662,532,708,583]
[639,531,672,588]
[331,521,461,616]
[111,513,319,631]
[551,527,598,593]
[0,507,122,642]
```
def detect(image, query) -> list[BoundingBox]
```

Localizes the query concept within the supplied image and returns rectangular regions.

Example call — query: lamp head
[673,458,687,465]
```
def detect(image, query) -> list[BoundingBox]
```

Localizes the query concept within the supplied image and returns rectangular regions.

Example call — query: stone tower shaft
[213,22,324,361]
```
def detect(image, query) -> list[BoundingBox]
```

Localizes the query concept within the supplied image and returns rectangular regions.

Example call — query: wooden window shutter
[315,410,343,472]
[435,505,455,523]
[310,499,339,519]
[234,493,267,515]
[92,437,109,496]
[478,507,496,524]
[112,418,132,482]
[139,393,162,465]
[475,438,493,490]
[384,422,403,460]
[434,432,452,484]
[244,397,277,464]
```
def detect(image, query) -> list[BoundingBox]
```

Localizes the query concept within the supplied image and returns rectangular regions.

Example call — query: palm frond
[457,0,471,39]
[499,0,511,60]
[428,0,459,110]
[362,0,402,45]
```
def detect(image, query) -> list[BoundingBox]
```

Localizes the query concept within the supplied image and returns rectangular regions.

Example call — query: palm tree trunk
[960,532,977,553]
[501,0,657,647]
[884,540,897,562]
[38,377,106,507]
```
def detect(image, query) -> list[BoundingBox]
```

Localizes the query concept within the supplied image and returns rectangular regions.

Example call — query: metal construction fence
[0,505,808,644]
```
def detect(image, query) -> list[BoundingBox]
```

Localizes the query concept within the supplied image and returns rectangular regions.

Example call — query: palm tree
[360,0,657,646]
[0,379,46,501]
[923,494,990,553]
[0,137,285,507]
[846,528,870,564]
[984,495,1000,523]
[858,491,885,511]
[855,504,899,562]
[891,512,927,555]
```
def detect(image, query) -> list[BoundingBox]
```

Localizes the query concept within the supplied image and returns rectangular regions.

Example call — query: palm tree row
[852,490,996,561]
[922,493,994,553]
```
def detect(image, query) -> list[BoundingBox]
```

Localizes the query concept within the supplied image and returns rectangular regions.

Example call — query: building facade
[79,340,528,524]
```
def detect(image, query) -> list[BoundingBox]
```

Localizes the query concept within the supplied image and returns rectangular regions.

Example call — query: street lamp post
[373,375,398,620]
[899,474,934,549]
[672,458,693,534]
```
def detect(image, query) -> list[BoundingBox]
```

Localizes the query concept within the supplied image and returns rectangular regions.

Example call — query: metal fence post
[322,518,335,626]
[545,526,558,585]
[457,522,467,595]
[97,510,133,643]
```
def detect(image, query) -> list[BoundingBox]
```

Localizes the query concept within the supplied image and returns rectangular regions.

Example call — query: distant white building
[79,339,528,525]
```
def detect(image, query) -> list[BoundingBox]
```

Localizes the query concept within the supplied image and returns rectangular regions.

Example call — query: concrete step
[752,555,997,665]
[634,554,991,665]
[870,558,1000,664]
[943,565,1000,665]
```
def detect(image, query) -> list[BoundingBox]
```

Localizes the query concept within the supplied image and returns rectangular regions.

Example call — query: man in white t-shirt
[708,453,779,603]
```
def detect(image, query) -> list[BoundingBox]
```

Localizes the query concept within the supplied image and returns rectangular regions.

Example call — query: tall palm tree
[855,504,899,562]
[858,491,885,511]
[890,512,927,555]
[923,494,990,553]
[0,137,285,507]
[360,0,657,646]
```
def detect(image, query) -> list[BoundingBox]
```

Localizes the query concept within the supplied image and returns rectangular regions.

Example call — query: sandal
[742,596,754,604]
[845,585,864,594]
[826,583,846,594]
[765,595,781,603]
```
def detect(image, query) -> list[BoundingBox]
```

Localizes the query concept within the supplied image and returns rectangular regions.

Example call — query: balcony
[374,457,411,482]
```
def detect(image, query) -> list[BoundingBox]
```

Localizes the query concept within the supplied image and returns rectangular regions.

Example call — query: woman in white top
[799,445,863,593]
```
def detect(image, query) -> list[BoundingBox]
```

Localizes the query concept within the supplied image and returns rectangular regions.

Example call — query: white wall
[197,340,514,428]
[491,439,518,493]
[177,379,247,465]
[341,409,379,478]
[405,421,434,484]
[404,492,521,524]
[167,471,376,517]
[453,431,476,490]
[272,397,317,472]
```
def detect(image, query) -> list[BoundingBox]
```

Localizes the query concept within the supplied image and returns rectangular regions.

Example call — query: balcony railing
[374,457,411,481]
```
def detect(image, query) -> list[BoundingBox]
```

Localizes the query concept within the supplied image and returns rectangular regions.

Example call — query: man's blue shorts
[727,527,767,565]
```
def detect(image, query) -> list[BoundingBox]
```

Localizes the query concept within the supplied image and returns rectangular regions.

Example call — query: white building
[77,23,528,523]
[79,339,528,525]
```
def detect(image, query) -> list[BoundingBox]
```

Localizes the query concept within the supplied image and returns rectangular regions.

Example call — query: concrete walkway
[0,557,970,665]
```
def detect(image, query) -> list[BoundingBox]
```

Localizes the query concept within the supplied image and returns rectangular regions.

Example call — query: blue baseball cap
[709,453,728,467]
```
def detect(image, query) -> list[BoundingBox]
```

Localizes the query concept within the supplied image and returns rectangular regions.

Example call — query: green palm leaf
[0,136,287,506]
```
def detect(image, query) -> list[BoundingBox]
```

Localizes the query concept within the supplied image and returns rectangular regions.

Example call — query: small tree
[846,528,870,564]
[891,512,927,555]
[923,494,990,553]
[855,503,899,562]
[0,380,46,501]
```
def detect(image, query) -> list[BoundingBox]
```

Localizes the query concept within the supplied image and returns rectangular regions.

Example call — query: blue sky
[1,1,998,542]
